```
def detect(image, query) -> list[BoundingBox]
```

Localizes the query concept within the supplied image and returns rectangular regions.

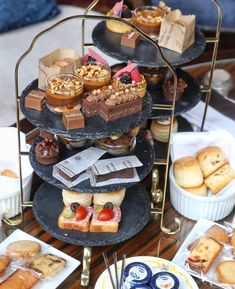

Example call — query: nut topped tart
[134,6,165,39]
[45,73,83,113]
[75,63,111,91]
[112,62,146,98]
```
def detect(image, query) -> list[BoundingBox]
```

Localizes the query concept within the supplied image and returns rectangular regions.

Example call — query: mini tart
[75,63,111,91]
[112,74,146,98]
[106,11,133,33]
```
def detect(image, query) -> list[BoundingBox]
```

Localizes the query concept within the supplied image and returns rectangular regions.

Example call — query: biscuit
[216,261,235,284]
[204,163,235,194]
[197,146,228,177]
[7,240,41,259]
[30,254,66,278]
[205,225,229,244]
[185,183,208,196]
[173,156,203,188]
[0,256,10,277]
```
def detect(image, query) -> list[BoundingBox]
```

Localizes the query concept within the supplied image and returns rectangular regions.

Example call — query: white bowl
[169,165,235,221]
[0,128,33,218]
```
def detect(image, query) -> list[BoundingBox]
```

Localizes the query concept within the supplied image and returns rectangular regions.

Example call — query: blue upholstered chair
[151,0,235,32]
[0,0,60,33]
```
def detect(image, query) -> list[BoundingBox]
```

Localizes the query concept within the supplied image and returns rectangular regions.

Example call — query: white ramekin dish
[169,165,235,221]
[0,128,33,218]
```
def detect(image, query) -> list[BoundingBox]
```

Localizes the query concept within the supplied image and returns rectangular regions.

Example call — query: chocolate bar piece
[95,168,134,183]
[25,90,46,111]
[121,32,140,48]
[99,90,142,121]
[62,109,85,130]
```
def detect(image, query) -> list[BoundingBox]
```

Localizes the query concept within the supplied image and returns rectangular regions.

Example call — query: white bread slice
[58,206,93,232]
[187,236,222,273]
[216,261,235,284]
[7,240,41,259]
[89,206,121,233]
[30,254,66,278]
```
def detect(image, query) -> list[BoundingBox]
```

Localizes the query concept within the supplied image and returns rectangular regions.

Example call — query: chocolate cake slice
[99,89,142,121]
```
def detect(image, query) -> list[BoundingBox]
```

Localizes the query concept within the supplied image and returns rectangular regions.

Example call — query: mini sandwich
[58,203,93,232]
[90,203,121,233]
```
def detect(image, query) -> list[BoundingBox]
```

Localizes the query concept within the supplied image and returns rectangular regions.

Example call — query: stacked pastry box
[0,229,80,289]
[173,218,235,287]
[169,130,235,221]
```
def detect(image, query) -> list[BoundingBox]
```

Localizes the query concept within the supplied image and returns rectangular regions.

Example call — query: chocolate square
[121,32,140,48]
[62,109,85,130]
[25,90,46,111]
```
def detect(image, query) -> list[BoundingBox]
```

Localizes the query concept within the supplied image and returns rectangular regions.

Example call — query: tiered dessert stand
[6,0,221,286]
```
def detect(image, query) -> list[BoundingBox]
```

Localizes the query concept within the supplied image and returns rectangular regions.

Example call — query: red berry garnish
[130,69,142,83]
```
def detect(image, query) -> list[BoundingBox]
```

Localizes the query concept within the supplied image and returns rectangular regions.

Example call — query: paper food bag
[38,48,81,89]
[158,9,195,53]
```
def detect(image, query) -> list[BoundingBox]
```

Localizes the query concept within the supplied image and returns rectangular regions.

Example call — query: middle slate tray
[33,182,151,247]
[29,135,155,193]
[20,80,152,139]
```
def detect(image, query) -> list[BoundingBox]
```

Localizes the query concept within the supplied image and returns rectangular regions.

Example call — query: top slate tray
[92,21,206,68]
[20,80,152,139]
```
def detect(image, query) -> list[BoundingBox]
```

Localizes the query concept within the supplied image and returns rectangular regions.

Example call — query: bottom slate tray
[33,182,151,247]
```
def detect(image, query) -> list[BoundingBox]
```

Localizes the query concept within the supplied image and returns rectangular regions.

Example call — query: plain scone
[187,236,222,273]
[204,163,235,194]
[93,189,126,206]
[216,261,235,284]
[30,254,66,277]
[173,156,203,188]
[62,189,92,206]
[185,183,208,196]
[197,146,228,177]
[0,269,39,289]
[7,240,41,259]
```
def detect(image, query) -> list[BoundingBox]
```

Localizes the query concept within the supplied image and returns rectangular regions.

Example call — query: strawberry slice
[130,69,142,83]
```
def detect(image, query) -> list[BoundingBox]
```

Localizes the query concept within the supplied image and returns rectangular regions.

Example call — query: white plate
[172,218,233,289]
[0,229,80,289]
[94,256,199,289]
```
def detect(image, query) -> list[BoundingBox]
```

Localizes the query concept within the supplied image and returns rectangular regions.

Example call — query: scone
[197,146,228,177]
[187,236,222,273]
[204,163,235,194]
[62,189,92,206]
[205,225,229,244]
[216,261,235,284]
[185,183,207,196]
[7,240,41,259]
[93,189,126,206]
[150,117,178,143]
[173,156,203,188]
[0,256,11,277]
[30,254,66,278]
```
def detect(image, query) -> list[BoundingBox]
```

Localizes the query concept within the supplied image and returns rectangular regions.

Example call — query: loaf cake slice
[58,206,93,232]
[187,236,222,273]
[90,206,121,233]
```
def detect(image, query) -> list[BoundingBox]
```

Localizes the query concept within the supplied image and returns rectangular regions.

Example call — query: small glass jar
[75,62,111,91]
[55,135,93,150]
[45,73,83,113]
[133,6,165,39]
[139,67,168,85]
[95,134,136,156]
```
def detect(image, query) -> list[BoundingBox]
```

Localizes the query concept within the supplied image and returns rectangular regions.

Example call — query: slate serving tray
[29,135,155,193]
[149,68,202,118]
[153,116,193,160]
[32,182,151,247]
[92,21,206,68]
[20,80,152,139]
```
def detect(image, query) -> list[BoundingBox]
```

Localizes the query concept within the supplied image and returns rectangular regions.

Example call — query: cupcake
[162,77,187,101]
[35,138,60,165]
[112,62,146,97]
[150,117,178,143]
[106,1,133,33]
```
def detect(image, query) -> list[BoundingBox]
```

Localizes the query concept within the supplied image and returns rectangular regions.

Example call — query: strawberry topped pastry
[106,0,133,33]
[58,202,93,232]
[90,202,121,233]
[112,61,146,97]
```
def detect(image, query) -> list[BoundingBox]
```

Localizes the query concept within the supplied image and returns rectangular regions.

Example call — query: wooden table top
[4,58,235,289]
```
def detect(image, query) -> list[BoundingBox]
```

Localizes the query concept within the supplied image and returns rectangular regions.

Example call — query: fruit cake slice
[90,205,121,233]
[58,204,93,232]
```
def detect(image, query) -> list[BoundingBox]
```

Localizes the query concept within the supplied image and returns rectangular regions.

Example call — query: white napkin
[182,101,235,136]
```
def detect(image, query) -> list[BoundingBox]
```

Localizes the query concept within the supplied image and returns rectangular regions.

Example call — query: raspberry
[130,69,142,83]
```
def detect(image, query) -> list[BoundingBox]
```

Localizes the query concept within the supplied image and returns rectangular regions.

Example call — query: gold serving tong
[102,252,126,289]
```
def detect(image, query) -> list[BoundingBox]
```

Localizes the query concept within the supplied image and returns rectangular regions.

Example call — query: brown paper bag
[158,10,195,53]
[38,48,81,89]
